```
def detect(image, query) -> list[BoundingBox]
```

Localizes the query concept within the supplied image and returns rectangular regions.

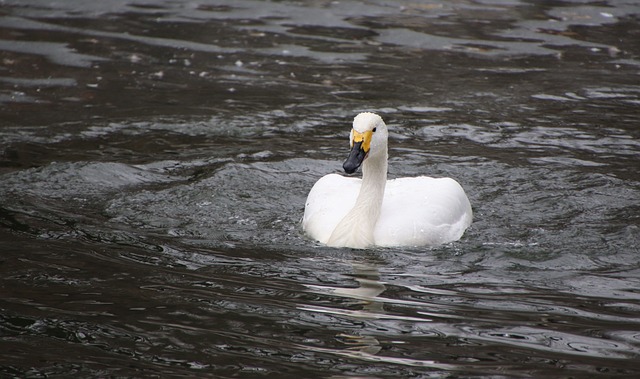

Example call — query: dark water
[1,0,640,377]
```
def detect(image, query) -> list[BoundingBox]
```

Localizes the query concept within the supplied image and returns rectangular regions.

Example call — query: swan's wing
[375,177,472,246]
[302,174,361,244]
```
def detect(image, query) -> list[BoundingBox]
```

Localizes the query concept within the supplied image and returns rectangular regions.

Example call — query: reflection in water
[305,263,386,355]
[301,261,462,371]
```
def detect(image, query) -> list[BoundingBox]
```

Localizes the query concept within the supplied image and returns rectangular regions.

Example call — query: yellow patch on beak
[350,129,373,153]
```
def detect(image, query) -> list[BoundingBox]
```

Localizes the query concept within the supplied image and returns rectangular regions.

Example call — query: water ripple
[1,0,640,377]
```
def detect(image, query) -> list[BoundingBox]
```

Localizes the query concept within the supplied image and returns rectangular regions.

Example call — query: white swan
[303,112,472,249]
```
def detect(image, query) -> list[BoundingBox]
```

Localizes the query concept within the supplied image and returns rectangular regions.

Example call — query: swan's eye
[372,127,377,132]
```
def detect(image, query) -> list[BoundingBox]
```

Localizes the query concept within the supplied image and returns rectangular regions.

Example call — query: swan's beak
[343,129,372,174]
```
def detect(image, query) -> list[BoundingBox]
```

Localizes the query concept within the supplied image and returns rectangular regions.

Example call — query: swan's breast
[302,173,361,244]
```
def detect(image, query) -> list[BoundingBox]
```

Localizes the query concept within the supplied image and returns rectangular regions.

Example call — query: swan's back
[375,176,472,246]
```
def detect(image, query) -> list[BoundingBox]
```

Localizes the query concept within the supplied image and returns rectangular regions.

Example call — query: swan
[302,112,472,249]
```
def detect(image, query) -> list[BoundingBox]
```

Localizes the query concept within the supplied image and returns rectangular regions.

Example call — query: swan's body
[303,112,472,249]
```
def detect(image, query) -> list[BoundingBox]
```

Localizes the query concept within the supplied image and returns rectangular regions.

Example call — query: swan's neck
[327,150,388,248]
[358,154,388,216]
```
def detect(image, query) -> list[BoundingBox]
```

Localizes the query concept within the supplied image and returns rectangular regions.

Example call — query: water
[1,0,639,377]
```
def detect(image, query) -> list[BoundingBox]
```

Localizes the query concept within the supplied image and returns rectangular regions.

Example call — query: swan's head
[343,112,387,174]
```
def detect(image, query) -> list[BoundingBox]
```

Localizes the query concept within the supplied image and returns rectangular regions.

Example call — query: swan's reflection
[335,263,385,354]
[332,263,386,312]
[303,260,386,355]
[300,257,457,371]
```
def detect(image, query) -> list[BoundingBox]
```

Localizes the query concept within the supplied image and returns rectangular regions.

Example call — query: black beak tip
[343,161,359,174]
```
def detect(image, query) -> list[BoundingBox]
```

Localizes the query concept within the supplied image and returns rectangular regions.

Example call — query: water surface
[1,0,639,378]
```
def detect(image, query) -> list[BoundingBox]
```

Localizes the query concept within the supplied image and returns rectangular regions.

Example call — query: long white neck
[327,148,388,249]
[357,152,388,220]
